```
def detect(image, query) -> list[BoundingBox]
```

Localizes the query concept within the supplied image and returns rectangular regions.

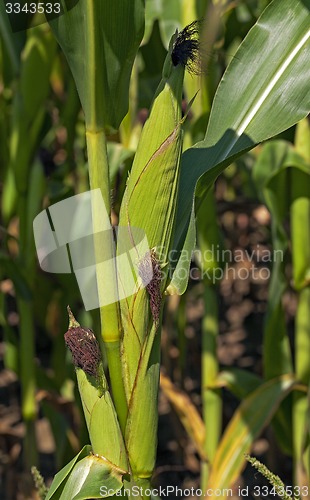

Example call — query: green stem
[290,143,310,485]
[0,6,19,75]
[201,285,221,490]
[85,127,128,433]
[293,286,310,485]
[105,341,128,431]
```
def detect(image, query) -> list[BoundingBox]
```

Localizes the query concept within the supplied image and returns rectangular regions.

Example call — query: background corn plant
[0,0,310,498]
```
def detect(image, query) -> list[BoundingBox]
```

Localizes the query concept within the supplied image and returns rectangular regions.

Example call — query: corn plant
[1,0,310,498]
[251,119,310,489]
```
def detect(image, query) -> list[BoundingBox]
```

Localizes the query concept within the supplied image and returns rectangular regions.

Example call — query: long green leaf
[215,368,262,400]
[46,445,92,500]
[173,0,310,255]
[60,455,125,499]
[292,118,310,485]
[207,375,296,496]
[48,0,145,130]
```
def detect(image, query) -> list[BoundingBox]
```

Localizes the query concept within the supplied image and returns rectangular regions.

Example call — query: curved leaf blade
[48,0,145,129]
[207,375,296,496]
[61,454,125,499]
[174,0,310,252]
[204,1,310,150]
[215,368,262,400]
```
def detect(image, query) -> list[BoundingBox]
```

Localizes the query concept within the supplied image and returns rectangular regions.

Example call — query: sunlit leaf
[60,454,125,499]
[45,445,92,499]
[48,0,145,130]
[173,0,310,257]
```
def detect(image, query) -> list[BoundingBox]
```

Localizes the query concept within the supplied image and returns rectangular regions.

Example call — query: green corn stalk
[252,141,294,456]
[251,135,310,473]
[291,118,310,487]
[201,285,221,489]
[40,0,310,496]
[196,190,223,489]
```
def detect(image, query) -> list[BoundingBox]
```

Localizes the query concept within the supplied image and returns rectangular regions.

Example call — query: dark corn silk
[64,306,101,378]
[139,250,162,326]
[171,19,202,75]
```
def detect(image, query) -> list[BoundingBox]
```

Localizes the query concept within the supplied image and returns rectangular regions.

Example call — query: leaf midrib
[212,28,310,164]
[86,0,98,129]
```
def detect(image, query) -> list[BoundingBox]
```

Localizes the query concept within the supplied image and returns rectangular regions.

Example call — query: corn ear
[292,118,310,486]
[118,35,185,390]
[65,307,128,471]
[118,60,184,265]
[117,36,186,482]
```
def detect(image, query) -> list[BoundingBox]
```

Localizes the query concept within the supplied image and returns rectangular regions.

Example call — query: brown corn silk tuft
[139,250,162,326]
[64,307,101,377]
